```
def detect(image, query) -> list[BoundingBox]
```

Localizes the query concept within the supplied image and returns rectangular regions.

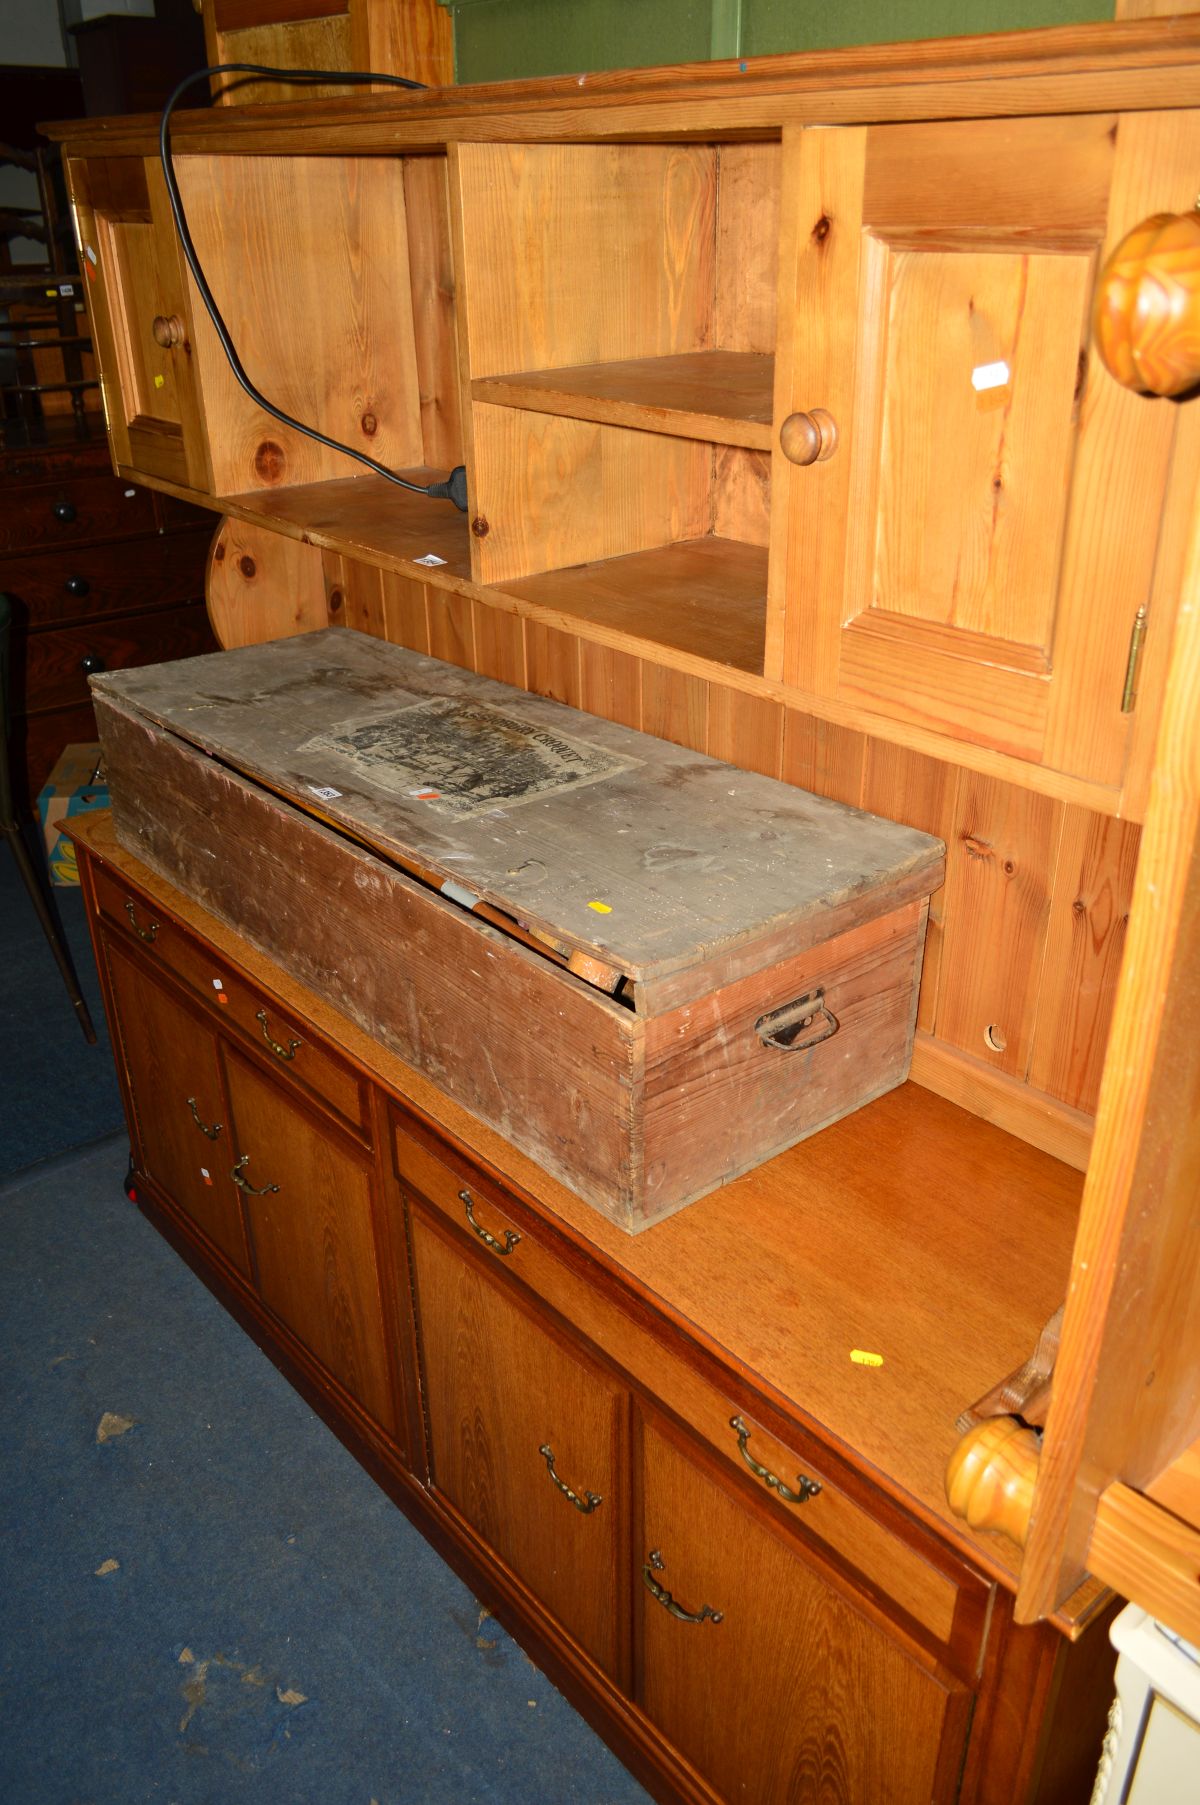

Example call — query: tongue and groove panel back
[91,630,944,1228]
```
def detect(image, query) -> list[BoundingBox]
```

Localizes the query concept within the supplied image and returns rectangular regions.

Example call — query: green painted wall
[441,0,1107,83]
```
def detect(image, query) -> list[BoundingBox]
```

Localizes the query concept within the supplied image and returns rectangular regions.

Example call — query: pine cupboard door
[766,112,1200,787]
[103,933,250,1278]
[67,156,210,491]
[637,1416,971,1805]
[220,1045,398,1436]
[409,1205,626,1681]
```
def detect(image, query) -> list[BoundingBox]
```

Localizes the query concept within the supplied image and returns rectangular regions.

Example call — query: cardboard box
[37,744,109,884]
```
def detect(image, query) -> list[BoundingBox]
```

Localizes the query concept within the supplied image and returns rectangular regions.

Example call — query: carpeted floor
[0,840,651,1805]
[0,829,123,1175]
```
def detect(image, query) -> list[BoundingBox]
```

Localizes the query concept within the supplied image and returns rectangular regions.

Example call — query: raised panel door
[103,932,249,1277]
[767,110,1200,786]
[638,1415,971,1805]
[409,1203,626,1681]
[222,1045,397,1435]
[69,156,210,490]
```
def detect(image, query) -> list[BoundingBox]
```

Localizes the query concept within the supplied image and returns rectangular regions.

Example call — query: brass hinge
[1121,605,1148,714]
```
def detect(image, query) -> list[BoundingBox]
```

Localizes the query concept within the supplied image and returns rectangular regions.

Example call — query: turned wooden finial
[1093,208,1200,397]
[945,1416,1042,1547]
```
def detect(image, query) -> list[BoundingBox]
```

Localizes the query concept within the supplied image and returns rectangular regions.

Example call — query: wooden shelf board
[42,23,1200,159]
[222,471,474,580]
[500,535,768,676]
[473,351,775,450]
[74,800,1077,1596]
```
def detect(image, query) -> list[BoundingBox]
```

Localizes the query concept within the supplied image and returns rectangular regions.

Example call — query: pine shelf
[472,350,775,449]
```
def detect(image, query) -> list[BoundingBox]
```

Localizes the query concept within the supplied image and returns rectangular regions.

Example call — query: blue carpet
[0,832,124,1175]
[0,1136,651,1804]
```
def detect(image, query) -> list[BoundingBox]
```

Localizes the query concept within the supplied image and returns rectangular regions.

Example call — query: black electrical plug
[425,466,468,511]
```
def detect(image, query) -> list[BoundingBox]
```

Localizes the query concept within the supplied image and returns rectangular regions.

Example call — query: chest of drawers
[0,420,215,805]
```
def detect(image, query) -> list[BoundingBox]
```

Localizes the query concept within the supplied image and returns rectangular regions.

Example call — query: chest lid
[92,629,943,1005]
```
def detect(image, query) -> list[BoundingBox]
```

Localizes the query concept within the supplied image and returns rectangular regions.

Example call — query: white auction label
[971,359,1010,393]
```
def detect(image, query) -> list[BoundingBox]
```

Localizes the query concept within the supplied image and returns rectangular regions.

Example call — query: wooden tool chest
[91,628,943,1228]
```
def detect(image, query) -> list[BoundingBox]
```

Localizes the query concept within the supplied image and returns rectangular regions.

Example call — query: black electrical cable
[159,64,467,510]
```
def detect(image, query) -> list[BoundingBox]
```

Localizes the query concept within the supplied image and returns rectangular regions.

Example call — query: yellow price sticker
[850,1349,884,1367]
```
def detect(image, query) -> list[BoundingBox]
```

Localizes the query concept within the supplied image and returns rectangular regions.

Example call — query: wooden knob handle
[779,408,838,465]
[1093,209,1200,397]
[151,314,185,350]
[945,1416,1041,1547]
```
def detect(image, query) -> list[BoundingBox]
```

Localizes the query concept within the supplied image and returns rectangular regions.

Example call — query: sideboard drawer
[0,471,159,552]
[392,1114,990,1668]
[91,858,369,1138]
[0,527,212,630]
[24,602,212,713]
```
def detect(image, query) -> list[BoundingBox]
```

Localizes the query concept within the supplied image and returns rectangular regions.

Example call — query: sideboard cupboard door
[103,931,250,1279]
[409,1205,627,1682]
[767,111,1200,788]
[67,156,210,492]
[221,1045,398,1437]
[638,1415,971,1805]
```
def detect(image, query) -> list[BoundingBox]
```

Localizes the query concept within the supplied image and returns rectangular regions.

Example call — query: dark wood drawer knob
[80,653,106,677]
[151,314,186,350]
[64,574,90,598]
[52,499,76,524]
[779,408,838,465]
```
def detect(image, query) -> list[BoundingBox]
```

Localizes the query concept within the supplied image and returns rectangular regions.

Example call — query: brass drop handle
[151,313,186,350]
[125,898,158,943]
[779,408,838,465]
[945,1415,1041,1547]
[642,1550,723,1625]
[459,1187,520,1256]
[186,1096,222,1141]
[255,1008,300,1062]
[539,1444,602,1514]
[730,1415,821,1505]
[230,1153,279,1198]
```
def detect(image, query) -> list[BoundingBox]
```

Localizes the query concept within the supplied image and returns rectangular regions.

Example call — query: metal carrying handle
[642,1551,723,1626]
[231,1153,279,1197]
[459,1187,520,1256]
[186,1096,222,1141]
[730,1415,821,1506]
[125,899,159,943]
[538,1444,602,1514]
[256,1008,301,1062]
[755,988,838,1052]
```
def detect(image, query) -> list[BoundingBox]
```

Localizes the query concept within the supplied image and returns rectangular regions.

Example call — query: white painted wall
[2,0,69,65]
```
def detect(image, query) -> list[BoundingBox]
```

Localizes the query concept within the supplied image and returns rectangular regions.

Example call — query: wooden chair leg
[4,822,98,1044]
